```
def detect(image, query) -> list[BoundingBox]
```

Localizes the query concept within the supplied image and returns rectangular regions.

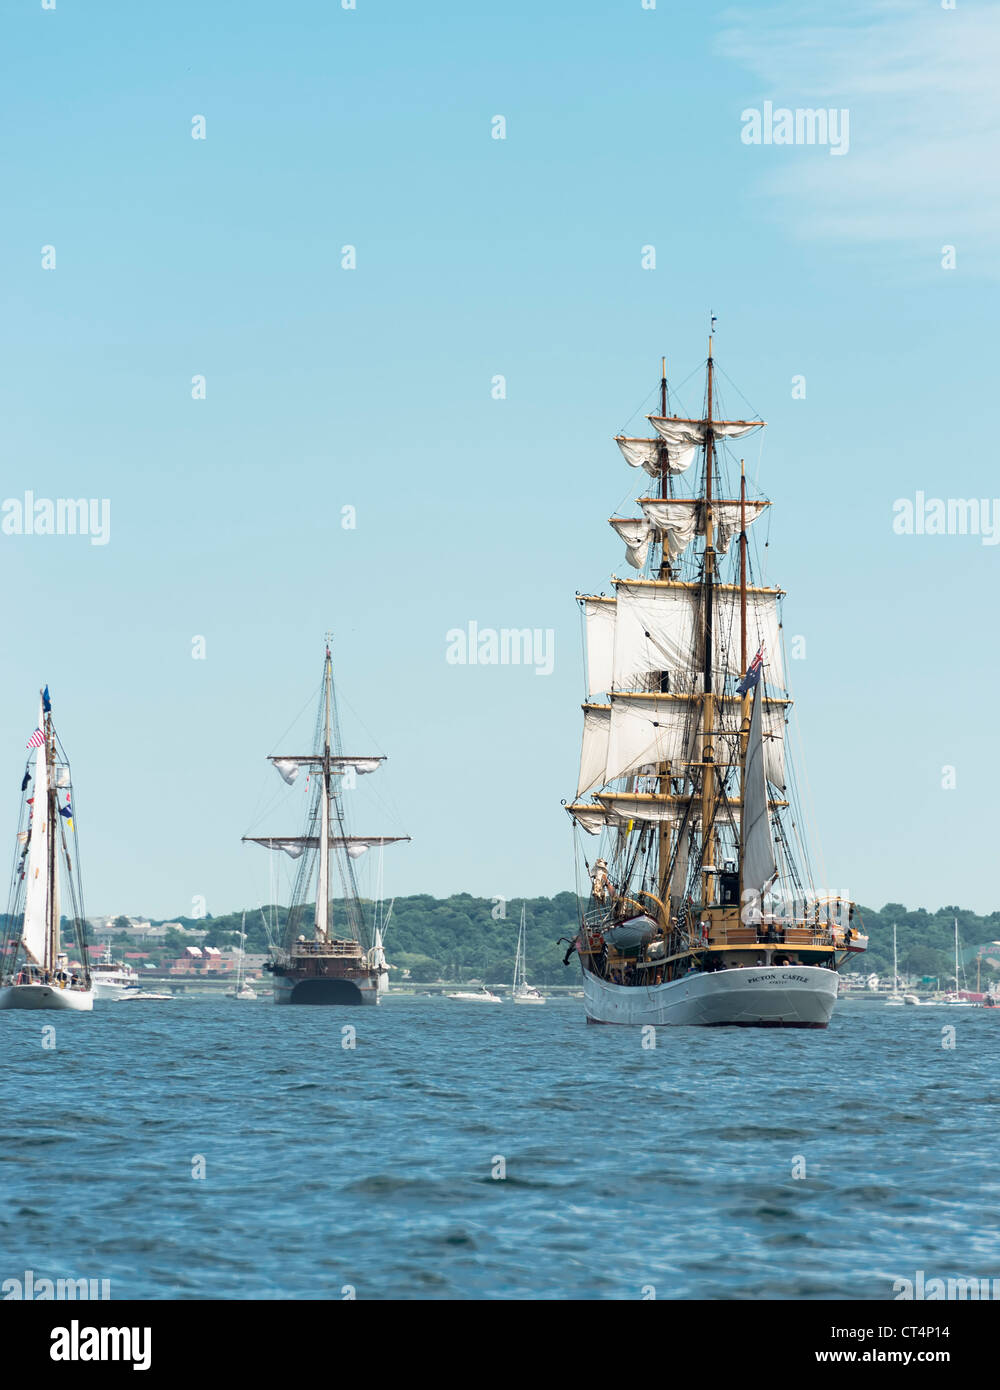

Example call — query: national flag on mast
[26,729,45,749]
[737,644,764,696]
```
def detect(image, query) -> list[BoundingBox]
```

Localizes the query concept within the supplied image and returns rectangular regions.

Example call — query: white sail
[636,501,699,561]
[605,695,698,784]
[565,803,610,834]
[639,499,768,560]
[582,598,616,697]
[648,415,764,444]
[612,584,699,691]
[595,793,688,825]
[611,581,785,692]
[270,754,383,781]
[609,517,653,570]
[742,682,777,897]
[246,835,407,854]
[578,704,611,797]
[614,435,696,476]
[22,706,49,966]
[603,693,786,789]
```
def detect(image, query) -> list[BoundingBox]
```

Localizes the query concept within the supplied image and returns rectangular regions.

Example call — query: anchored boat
[564,336,867,1027]
[244,641,410,1005]
[0,688,94,1012]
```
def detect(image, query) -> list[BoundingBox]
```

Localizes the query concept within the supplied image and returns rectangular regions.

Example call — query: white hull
[582,964,837,1028]
[512,993,545,1005]
[92,980,140,1002]
[0,984,94,1012]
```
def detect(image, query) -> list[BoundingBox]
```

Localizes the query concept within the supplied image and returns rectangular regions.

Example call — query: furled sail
[578,704,611,797]
[639,499,768,560]
[582,598,615,697]
[609,517,653,570]
[21,704,49,966]
[742,682,777,897]
[615,435,696,476]
[246,835,409,858]
[270,755,385,783]
[565,803,610,835]
[648,415,764,444]
[595,793,688,825]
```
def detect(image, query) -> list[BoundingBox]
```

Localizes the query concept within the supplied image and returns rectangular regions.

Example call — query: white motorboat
[91,942,141,1001]
[446,986,503,1004]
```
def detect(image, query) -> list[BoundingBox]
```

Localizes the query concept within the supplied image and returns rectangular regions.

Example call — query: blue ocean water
[1,997,997,1301]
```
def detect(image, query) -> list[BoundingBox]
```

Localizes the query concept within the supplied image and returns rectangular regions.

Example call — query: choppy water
[1,997,997,1300]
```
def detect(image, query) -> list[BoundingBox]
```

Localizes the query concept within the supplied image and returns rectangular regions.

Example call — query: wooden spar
[701,336,716,906]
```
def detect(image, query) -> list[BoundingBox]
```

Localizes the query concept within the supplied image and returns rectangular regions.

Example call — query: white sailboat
[884,924,905,1005]
[511,906,544,1003]
[942,918,973,1005]
[0,689,94,1012]
[225,915,257,1000]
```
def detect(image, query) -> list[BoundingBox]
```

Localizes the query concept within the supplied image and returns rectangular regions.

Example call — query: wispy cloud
[717,1,1000,259]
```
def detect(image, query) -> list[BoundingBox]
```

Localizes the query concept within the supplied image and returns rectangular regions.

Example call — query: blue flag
[42,686,51,713]
[737,645,764,696]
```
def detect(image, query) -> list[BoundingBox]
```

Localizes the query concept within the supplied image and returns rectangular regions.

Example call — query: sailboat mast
[738,460,749,903]
[316,647,332,941]
[45,706,58,969]
[700,336,717,904]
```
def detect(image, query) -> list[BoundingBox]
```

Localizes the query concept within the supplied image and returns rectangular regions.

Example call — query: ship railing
[290,939,362,958]
[720,923,838,947]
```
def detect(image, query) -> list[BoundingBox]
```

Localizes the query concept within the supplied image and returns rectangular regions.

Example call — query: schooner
[0,688,94,1011]
[564,336,867,1027]
[244,642,409,1005]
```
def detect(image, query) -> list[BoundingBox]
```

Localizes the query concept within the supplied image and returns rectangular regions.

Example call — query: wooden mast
[738,459,749,907]
[45,703,58,971]
[657,356,672,921]
[316,643,333,942]
[700,334,716,909]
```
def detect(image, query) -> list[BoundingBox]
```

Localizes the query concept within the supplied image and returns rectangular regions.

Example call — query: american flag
[26,728,44,749]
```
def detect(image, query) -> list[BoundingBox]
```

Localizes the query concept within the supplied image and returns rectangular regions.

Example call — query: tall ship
[0,688,94,1011]
[245,642,410,1005]
[564,335,867,1027]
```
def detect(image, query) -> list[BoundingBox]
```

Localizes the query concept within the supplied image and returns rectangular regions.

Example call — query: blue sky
[1,0,997,918]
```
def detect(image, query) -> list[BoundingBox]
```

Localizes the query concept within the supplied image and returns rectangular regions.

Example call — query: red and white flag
[26,729,44,749]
